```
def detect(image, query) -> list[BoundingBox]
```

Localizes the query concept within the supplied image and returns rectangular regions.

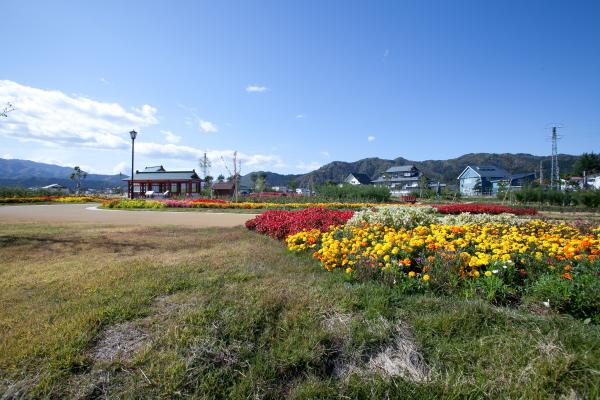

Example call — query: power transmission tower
[550,127,561,190]
[199,152,211,178]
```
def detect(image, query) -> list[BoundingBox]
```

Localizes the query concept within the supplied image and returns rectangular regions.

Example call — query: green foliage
[572,152,600,176]
[0,187,54,197]
[316,183,390,202]
[515,188,600,208]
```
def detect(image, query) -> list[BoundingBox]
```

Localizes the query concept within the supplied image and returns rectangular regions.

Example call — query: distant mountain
[0,153,582,191]
[295,153,580,187]
[240,171,302,188]
[0,158,125,189]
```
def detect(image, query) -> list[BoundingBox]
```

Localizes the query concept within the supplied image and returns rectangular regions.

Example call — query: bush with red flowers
[433,204,537,216]
[245,208,354,240]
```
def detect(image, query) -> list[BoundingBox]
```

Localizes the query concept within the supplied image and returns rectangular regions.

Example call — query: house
[212,182,235,197]
[586,173,600,189]
[344,173,371,186]
[372,165,425,195]
[458,165,535,196]
[125,165,202,198]
[41,183,69,194]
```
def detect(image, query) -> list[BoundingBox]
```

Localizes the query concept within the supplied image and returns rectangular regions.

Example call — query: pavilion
[125,166,202,198]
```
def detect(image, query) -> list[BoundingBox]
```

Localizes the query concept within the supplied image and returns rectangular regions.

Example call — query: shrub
[316,184,391,202]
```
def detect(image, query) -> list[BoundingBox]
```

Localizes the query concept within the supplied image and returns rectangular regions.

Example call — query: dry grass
[1,223,599,399]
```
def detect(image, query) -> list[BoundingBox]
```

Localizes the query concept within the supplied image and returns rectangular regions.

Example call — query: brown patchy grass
[1,223,599,399]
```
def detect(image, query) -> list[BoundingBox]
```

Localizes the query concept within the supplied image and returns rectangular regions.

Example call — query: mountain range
[0,153,580,190]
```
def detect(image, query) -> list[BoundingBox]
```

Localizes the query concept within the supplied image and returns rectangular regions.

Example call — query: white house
[41,184,69,194]
[586,173,600,189]
[344,173,371,186]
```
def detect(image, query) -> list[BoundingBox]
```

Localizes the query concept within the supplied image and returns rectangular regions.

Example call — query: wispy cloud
[199,119,218,133]
[100,77,110,85]
[367,135,376,142]
[321,151,330,158]
[246,85,268,93]
[162,130,181,144]
[383,49,389,59]
[2,153,13,159]
[111,161,128,174]
[295,113,306,119]
[297,161,321,171]
[0,80,158,150]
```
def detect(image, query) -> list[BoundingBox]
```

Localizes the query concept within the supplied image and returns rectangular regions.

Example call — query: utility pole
[550,127,560,190]
[539,160,543,186]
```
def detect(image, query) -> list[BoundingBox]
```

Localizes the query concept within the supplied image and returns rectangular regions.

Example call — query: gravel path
[0,204,255,227]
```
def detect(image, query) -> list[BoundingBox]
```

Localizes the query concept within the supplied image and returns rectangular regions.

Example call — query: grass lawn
[1,224,599,399]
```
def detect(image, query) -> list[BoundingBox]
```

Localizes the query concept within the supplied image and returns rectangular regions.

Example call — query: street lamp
[129,130,137,198]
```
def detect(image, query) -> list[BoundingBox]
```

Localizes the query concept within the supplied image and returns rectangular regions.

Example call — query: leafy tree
[217,174,225,183]
[573,152,600,176]
[255,175,267,193]
[288,179,299,191]
[69,166,87,194]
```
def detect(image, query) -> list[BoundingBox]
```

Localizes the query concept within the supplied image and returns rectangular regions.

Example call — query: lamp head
[129,130,138,140]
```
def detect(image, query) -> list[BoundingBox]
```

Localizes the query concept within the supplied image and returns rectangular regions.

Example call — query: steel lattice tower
[550,127,560,190]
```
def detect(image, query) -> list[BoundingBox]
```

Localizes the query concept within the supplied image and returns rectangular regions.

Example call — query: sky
[1,0,599,177]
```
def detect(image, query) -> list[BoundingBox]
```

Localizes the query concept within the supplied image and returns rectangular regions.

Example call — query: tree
[1,102,15,118]
[203,175,213,188]
[255,175,267,193]
[573,152,600,177]
[217,174,225,183]
[69,166,88,194]
[288,179,299,191]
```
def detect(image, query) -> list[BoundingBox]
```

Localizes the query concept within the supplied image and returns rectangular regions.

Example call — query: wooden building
[126,165,202,198]
[212,182,235,197]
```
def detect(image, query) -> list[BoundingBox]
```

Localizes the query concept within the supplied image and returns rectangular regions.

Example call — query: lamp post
[129,130,137,198]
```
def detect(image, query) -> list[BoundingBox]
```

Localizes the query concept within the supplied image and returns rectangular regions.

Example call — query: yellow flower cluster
[287,221,600,278]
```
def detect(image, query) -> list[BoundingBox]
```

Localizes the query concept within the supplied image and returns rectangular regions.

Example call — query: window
[181,183,188,192]
[171,183,178,192]
[133,183,141,192]
[152,184,160,192]
[191,182,198,192]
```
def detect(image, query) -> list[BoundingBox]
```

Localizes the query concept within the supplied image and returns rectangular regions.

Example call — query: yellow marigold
[422,274,430,282]
[484,271,492,277]
[346,267,352,274]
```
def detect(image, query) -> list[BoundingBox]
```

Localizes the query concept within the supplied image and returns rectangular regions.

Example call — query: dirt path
[0,204,255,227]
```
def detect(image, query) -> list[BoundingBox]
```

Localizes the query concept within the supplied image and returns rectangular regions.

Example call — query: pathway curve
[0,204,256,227]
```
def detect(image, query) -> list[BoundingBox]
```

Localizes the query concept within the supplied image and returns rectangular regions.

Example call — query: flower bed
[286,221,600,321]
[0,196,103,204]
[433,203,537,215]
[245,208,353,240]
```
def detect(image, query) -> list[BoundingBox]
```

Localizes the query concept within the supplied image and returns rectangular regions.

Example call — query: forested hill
[294,153,579,187]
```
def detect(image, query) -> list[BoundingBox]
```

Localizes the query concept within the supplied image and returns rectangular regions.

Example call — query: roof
[126,170,201,181]
[458,165,510,179]
[42,184,67,189]
[212,182,235,190]
[347,173,371,184]
[490,172,536,182]
[386,165,417,173]
[143,165,166,172]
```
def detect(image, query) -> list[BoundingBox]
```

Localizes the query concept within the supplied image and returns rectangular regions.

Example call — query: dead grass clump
[93,321,149,363]
[366,322,431,382]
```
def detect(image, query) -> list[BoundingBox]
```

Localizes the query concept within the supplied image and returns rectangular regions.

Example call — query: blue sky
[1,0,599,177]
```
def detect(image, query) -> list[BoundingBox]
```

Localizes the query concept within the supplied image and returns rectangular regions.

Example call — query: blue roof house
[458,166,536,196]
[457,165,509,196]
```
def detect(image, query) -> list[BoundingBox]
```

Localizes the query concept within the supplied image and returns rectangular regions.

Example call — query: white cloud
[295,114,306,119]
[368,135,376,142]
[111,161,129,174]
[199,119,218,133]
[136,142,284,169]
[162,130,181,144]
[100,77,110,85]
[383,49,389,58]
[2,153,12,159]
[246,85,268,93]
[297,161,321,171]
[321,151,330,158]
[0,80,158,150]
